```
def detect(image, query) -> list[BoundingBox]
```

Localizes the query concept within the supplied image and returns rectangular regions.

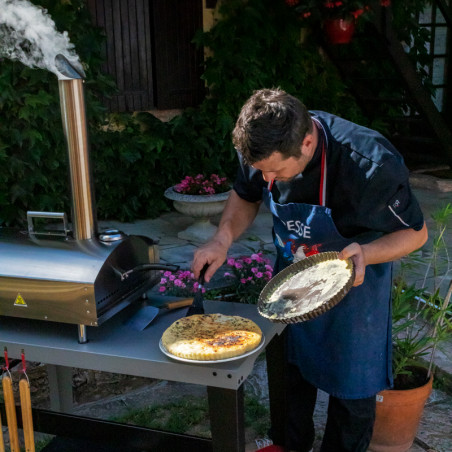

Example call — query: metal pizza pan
[258,251,355,324]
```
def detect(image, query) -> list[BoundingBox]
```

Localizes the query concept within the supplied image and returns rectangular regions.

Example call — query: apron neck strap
[313,118,327,207]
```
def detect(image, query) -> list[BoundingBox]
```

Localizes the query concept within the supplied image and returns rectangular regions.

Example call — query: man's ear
[301,133,314,155]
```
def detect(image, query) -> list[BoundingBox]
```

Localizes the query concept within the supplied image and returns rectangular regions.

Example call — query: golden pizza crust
[161,314,262,360]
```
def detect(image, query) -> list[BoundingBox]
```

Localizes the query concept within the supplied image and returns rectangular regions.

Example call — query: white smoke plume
[0,0,82,78]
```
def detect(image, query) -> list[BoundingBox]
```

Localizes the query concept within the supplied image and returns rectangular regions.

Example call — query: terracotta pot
[323,18,356,44]
[368,370,433,452]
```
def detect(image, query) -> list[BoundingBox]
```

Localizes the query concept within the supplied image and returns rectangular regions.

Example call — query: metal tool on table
[19,350,35,452]
[2,348,20,452]
[185,264,208,316]
[125,295,194,331]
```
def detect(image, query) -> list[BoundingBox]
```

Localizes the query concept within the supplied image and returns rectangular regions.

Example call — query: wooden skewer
[19,378,35,452]
[0,410,5,452]
[2,374,20,452]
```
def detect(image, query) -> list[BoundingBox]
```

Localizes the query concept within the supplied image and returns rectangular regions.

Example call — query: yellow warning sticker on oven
[14,294,27,307]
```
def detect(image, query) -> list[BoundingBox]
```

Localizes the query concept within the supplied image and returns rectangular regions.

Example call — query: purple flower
[159,286,166,292]
[227,258,235,266]
[256,272,263,278]
[251,267,258,274]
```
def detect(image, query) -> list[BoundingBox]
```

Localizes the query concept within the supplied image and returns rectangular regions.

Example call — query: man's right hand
[192,239,229,283]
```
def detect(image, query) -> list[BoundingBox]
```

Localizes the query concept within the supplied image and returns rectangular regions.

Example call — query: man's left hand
[338,242,365,287]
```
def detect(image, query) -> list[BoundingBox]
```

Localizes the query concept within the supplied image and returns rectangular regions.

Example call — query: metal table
[0,300,286,452]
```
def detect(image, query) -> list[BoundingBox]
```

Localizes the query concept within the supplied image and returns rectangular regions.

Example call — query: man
[192,88,427,452]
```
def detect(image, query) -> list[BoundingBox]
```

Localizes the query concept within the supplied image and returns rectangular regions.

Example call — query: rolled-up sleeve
[232,152,266,203]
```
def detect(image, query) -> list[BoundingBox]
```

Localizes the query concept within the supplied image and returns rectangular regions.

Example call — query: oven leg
[207,385,245,452]
[78,324,88,343]
[47,365,74,413]
[266,331,287,447]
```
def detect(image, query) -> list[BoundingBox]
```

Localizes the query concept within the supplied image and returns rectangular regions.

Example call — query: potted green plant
[369,204,452,452]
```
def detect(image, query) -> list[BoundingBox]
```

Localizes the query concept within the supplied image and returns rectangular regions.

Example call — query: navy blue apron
[263,119,393,399]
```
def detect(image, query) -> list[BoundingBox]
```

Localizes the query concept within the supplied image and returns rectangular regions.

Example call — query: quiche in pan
[161,314,263,361]
[258,251,354,323]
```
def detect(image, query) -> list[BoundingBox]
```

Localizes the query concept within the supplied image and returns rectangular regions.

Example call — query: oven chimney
[55,54,96,240]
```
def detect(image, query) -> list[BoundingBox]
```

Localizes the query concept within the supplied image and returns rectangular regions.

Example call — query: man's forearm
[362,223,428,266]
[212,190,261,248]
[339,223,428,286]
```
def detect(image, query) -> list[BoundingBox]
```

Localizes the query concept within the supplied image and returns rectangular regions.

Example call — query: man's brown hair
[232,88,312,165]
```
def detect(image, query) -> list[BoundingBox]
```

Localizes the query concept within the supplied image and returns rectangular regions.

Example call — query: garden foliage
[0,0,430,225]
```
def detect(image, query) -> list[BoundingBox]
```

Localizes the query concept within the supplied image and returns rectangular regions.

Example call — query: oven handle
[27,211,70,237]
[119,263,180,281]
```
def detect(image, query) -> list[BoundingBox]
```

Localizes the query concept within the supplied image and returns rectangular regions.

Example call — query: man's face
[251,131,316,183]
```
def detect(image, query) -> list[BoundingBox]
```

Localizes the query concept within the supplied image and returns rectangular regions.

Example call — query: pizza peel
[125,295,194,330]
[258,251,355,324]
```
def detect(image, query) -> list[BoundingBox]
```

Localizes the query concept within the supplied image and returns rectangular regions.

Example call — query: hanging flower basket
[323,17,356,44]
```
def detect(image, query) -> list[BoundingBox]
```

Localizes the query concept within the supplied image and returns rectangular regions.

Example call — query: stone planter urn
[164,187,231,242]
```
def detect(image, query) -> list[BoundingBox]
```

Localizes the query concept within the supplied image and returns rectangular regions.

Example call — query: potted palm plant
[369,204,452,452]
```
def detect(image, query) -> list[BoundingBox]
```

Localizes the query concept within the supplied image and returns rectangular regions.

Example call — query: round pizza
[161,314,263,361]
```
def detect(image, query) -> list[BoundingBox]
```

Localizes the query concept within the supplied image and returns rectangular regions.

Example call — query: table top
[0,300,285,390]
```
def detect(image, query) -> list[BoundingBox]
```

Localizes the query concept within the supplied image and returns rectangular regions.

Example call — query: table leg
[265,331,286,447]
[46,365,74,413]
[207,385,245,452]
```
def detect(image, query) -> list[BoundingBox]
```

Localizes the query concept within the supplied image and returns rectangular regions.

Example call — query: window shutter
[87,0,204,112]
[152,0,205,109]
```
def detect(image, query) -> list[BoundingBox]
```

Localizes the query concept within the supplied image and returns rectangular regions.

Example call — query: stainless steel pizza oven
[0,55,176,342]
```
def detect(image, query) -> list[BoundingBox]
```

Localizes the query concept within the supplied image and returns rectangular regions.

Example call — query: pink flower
[234,262,243,269]
[174,279,183,287]
[251,253,264,263]
[169,274,176,281]
[224,272,232,277]
[227,258,235,266]
[256,272,263,278]
[240,278,247,284]
[251,267,258,274]
[160,277,167,284]
[159,286,166,292]
[173,174,229,195]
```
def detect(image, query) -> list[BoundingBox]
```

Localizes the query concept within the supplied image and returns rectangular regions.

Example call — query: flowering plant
[174,174,230,196]
[223,252,273,304]
[285,0,391,21]
[158,270,205,297]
